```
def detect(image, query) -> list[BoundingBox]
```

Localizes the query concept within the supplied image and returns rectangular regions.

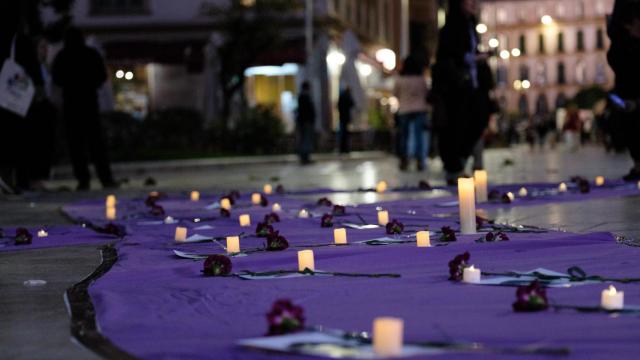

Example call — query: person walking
[394,55,431,171]
[608,0,640,181]
[432,0,494,185]
[52,27,117,190]
[337,86,355,154]
[296,81,315,165]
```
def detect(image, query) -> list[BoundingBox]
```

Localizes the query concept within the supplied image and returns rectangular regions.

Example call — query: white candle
[190,191,200,201]
[239,214,251,227]
[463,265,481,283]
[37,230,48,238]
[298,209,309,218]
[105,206,116,220]
[601,285,624,310]
[251,193,262,205]
[595,176,605,187]
[105,194,117,208]
[558,182,567,193]
[518,187,528,197]
[416,231,430,247]
[164,216,174,224]
[333,228,347,245]
[473,170,488,203]
[226,236,240,254]
[458,178,477,234]
[263,184,273,194]
[174,227,188,242]
[220,198,232,210]
[298,250,315,272]
[272,203,282,212]
[373,317,404,357]
[377,210,389,226]
[506,192,515,201]
[376,181,388,193]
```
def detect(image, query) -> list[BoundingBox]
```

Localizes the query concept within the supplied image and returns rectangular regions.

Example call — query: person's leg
[87,117,116,188]
[66,117,91,190]
[412,113,427,170]
[339,120,348,153]
[397,114,409,170]
[623,111,640,180]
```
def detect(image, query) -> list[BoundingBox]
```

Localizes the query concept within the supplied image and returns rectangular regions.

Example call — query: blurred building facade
[69,0,438,133]
[479,0,615,116]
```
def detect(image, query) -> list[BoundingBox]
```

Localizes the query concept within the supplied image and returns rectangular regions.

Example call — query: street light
[115,70,124,79]
[513,80,522,90]
[522,80,531,89]
[488,38,500,48]
[511,48,521,57]
[499,50,510,59]
[125,71,134,80]
[375,48,396,71]
[358,63,373,77]
[541,15,553,25]
[476,23,488,34]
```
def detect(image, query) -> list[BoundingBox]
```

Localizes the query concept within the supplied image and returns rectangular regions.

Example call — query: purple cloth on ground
[0,225,116,252]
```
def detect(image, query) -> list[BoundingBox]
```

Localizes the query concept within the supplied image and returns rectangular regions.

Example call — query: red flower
[266,299,305,336]
[316,197,333,206]
[483,231,509,242]
[264,212,280,224]
[440,226,457,242]
[512,280,549,312]
[256,222,275,237]
[101,223,127,238]
[332,205,346,216]
[229,190,241,200]
[276,185,285,194]
[385,219,404,234]
[150,204,165,216]
[418,180,433,190]
[448,251,470,281]
[202,255,232,276]
[488,189,501,201]
[266,231,289,251]
[501,193,512,204]
[260,194,269,207]
[320,214,334,228]
[14,228,32,245]
[220,208,231,218]
[578,179,590,194]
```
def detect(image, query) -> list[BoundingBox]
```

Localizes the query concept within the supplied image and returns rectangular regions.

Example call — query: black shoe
[622,168,640,182]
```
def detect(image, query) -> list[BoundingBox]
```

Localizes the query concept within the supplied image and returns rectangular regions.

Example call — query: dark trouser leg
[66,118,91,187]
[339,121,349,153]
[86,118,115,186]
[623,111,640,165]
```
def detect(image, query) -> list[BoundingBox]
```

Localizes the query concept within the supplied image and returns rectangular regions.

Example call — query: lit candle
[251,193,262,205]
[37,230,48,238]
[595,176,605,187]
[220,198,232,210]
[558,182,567,193]
[164,216,174,224]
[473,170,488,203]
[298,209,309,218]
[458,178,476,234]
[190,191,200,202]
[106,206,116,220]
[416,231,430,247]
[174,227,188,242]
[506,192,515,201]
[333,228,347,245]
[463,265,481,283]
[239,214,251,227]
[105,194,116,208]
[263,184,273,194]
[298,250,315,272]
[373,317,404,357]
[377,210,389,226]
[226,236,240,254]
[376,181,388,193]
[272,203,282,212]
[601,285,624,310]
[518,187,528,197]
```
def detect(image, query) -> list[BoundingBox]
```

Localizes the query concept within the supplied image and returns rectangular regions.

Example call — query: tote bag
[0,35,35,117]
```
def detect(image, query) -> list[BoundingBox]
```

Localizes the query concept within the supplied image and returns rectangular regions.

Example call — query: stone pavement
[1,145,638,359]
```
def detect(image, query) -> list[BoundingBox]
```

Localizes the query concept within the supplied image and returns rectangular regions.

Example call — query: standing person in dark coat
[52,27,117,190]
[432,0,494,185]
[337,86,355,154]
[0,2,43,193]
[296,81,315,165]
[608,0,640,181]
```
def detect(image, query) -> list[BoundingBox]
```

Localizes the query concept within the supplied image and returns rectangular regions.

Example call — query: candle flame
[469,265,475,271]
[609,285,617,294]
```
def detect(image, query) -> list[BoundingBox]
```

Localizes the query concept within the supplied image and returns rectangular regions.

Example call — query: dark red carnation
[316,197,333,206]
[512,280,549,312]
[488,189,502,201]
[448,251,470,281]
[501,193,512,204]
[418,180,433,190]
[266,231,289,251]
[275,185,285,194]
[220,208,231,218]
[256,222,275,237]
[150,204,165,216]
[202,255,232,276]
[332,205,346,216]
[266,299,305,336]
[385,219,404,235]
[260,194,269,207]
[440,226,457,242]
[578,179,590,194]
[14,228,32,245]
[321,214,334,228]
[264,212,280,224]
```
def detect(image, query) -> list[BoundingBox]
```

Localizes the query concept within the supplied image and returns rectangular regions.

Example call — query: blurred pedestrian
[394,55,431,171]
[0,2,43,193]
[563,104,581,152]
[432,0,494,185]
[337,85,354,154]
[52,27,117,190]
[296,81,315,165]
[608,0,640,181]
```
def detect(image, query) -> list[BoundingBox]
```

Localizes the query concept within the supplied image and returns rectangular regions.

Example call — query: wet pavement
[1,145,638,359]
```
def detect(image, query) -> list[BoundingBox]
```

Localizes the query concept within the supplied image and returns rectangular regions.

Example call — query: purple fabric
[0,225,115,252]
